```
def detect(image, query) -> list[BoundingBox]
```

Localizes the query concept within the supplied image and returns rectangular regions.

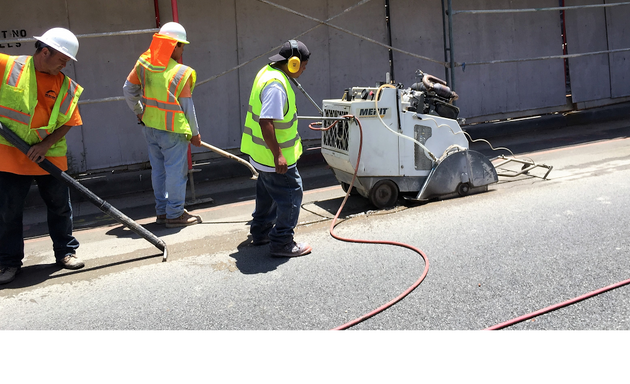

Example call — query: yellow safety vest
[135,41,196,140]
[241,65,301,168]
[0,55,83,157]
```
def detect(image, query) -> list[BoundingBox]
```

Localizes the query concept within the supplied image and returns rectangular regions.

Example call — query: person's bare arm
[259,118,287,174]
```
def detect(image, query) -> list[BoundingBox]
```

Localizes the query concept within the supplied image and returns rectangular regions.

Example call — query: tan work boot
[57,254,85,270]
[165,210,202,228]
[156,214,167,224]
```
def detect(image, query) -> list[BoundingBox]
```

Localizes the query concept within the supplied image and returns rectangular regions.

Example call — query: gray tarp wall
[1,0,628,175]
[565,0,630,106]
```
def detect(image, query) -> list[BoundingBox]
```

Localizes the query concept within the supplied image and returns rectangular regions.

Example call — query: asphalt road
[2,118,630,332]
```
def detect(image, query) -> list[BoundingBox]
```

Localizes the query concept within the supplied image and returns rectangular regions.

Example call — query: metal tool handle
[0,122,169,261]
[199,141,258,180]
[290,77,323,116]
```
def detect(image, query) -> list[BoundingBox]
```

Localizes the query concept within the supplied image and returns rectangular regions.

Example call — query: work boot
[165,210,202,228]
[57,254,85,270]
[156,214,167,224]
[270,241,312,258]
[0,266,20,285]
[252,236,270,246]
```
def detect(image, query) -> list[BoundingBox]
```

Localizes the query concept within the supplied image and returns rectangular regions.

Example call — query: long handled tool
[0,123,169,261]
[200,140,258,180]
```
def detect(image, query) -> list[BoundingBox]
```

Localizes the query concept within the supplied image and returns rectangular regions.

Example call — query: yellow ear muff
[286,39,301,73]
[288,56,300,73]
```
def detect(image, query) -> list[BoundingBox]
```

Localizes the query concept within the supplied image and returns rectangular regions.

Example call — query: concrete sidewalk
[21,100,630,234]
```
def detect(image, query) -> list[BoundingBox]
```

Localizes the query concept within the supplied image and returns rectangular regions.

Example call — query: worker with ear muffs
[123,22,203,228]
[240,40,312,258]
[0,27,86,285]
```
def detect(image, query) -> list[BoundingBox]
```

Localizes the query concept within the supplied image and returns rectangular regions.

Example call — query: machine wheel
[457,182,470,197]
[369,180,399,209]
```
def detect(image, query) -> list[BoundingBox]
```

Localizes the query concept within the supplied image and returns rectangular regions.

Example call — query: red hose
[309,116,430,330]
[311,115,629,330]
[486,277,630,330]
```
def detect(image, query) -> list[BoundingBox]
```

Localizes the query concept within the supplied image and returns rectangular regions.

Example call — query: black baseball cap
[269,40,310,62]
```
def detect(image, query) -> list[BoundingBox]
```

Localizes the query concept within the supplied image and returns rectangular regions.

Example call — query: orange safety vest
[135,33,195,139]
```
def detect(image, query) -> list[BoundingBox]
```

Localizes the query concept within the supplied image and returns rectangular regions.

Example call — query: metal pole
[447,0,456,102]
[385,0,395,83]
[290,78,324,115]
[442,0,450,79]
[169,0,201,204]
[154,0,161,27]
[171,0,180,22]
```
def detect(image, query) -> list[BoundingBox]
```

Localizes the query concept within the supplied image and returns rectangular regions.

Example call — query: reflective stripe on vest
[0,104,30,125]
[59,78,80,116]
[0,55,83,156]
[5,55,28,86]
[0,56,30,125]
[246,104,297,130]
[136,59,193,135]
[241,126,300,149]
[137,56,166,72]
[240,65,302,167]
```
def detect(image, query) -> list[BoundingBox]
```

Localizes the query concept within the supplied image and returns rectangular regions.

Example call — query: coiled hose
[310,109,625,330]
[309,115,430,330]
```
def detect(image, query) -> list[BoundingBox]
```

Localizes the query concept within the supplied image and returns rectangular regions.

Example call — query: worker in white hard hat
[123,21,203,227]
[0,27,85,285]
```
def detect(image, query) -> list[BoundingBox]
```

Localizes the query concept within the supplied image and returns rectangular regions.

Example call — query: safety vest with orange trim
[0,55,83,157]
[135,34,196,139]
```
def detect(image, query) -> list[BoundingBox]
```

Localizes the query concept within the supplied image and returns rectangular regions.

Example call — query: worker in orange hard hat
[123,21,203,228]
[0,27,86,285]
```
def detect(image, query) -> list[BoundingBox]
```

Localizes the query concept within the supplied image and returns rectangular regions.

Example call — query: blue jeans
[143,126,189,219]
[250,167,303,247]
[0,171,79,268]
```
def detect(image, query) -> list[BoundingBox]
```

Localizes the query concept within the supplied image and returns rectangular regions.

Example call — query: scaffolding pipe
[452,1,630,15]
[455,47,630,68]
[441,0,450,84]
[154,0,161,27]
[384,0,395,83]
[447,0,455,93]
[1,28,158,45]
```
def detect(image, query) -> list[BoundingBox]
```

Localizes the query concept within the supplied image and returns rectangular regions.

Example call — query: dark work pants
[0,171,79,268]
[250,167,303,248]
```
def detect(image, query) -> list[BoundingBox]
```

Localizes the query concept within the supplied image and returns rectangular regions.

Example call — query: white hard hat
[34,27,79,61]
[159,22,189,44]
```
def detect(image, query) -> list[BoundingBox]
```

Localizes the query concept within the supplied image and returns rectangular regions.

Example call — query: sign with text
[0,29,28,48]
